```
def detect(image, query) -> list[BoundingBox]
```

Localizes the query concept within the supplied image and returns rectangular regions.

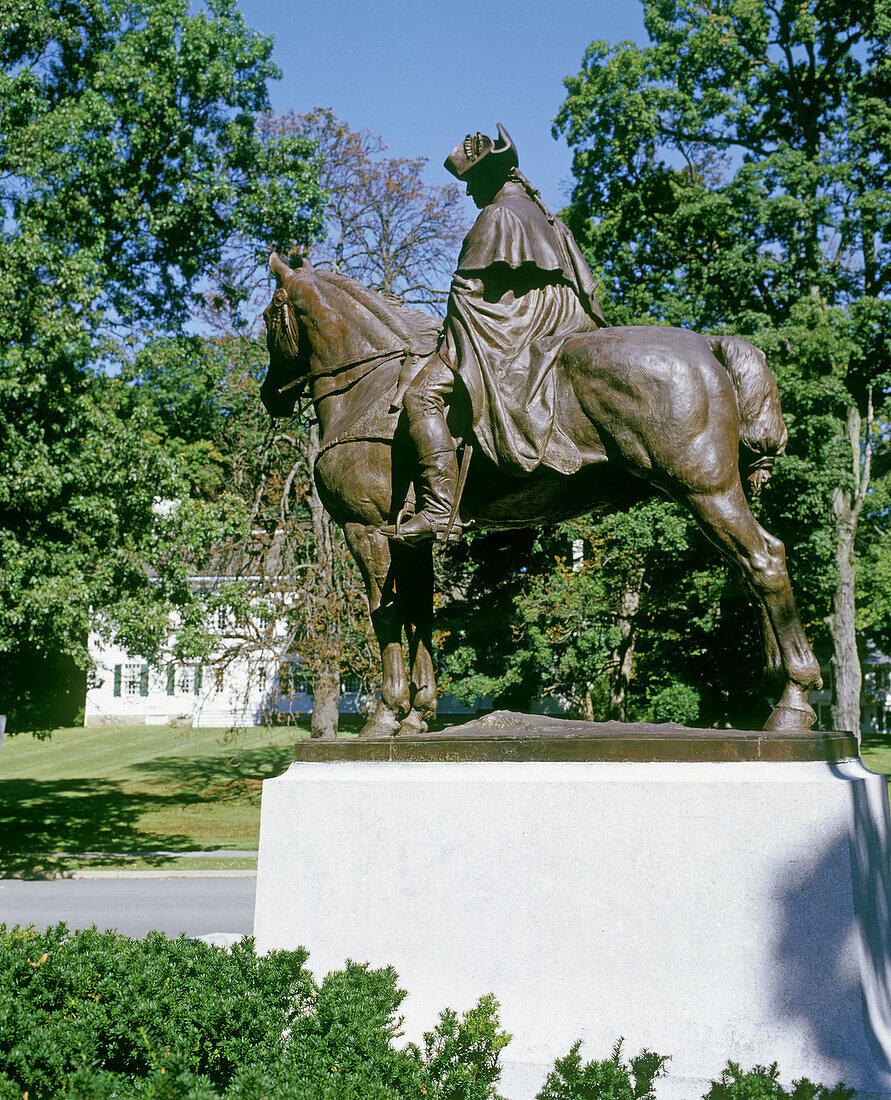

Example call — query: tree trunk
[307,423,341,740]
[311,667,341,740]
[829,402,871,736]
[608,573,643,722]
[829,496,860,734]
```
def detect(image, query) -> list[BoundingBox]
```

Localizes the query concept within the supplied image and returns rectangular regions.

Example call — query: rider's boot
[384,412,462,544]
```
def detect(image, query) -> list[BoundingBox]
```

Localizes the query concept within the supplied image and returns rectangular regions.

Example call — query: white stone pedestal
[254,739,891,1100]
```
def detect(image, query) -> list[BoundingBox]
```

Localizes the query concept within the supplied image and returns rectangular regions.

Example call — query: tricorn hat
[444,123,519,188]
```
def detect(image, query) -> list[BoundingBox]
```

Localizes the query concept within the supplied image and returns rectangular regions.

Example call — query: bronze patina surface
[291,711,857,765]
[262,123,824,742]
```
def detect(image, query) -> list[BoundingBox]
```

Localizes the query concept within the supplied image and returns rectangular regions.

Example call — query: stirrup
[382,506,463,545]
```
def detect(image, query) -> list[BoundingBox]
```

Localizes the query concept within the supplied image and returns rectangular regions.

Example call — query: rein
[276,346,412,397]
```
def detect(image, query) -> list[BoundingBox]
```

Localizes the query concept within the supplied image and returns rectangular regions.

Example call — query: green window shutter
[194,666,202,695]
[167,665,175,696]
[140,664,149,697]
[113,665,122,697]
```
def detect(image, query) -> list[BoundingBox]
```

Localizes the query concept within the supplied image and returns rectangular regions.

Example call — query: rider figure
[386,124,607,545]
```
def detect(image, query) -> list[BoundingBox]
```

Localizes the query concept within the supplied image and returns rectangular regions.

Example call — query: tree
[120,330,378,740]
[0,0,323,730]
[438,502,766,729]
[554,0,891,733]
[285,108,467,310]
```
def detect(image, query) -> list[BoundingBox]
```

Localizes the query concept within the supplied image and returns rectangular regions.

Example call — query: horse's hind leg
[391,541,437,736]
[682,481,822,731]
[753,602,786,706]
[343,523,410,737]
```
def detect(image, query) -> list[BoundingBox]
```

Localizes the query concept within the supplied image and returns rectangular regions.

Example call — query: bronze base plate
[293,710,858,764]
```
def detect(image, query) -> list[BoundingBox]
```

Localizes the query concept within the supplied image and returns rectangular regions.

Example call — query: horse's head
[261,250,442,420]
[260,252,310,417]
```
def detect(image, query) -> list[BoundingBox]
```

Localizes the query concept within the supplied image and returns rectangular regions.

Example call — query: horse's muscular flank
[707,335,787,493]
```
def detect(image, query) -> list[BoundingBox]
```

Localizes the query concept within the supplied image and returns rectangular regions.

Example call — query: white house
[85,637,479,727]
[84,637,309,728]
[84,578,479,728]
[85,516,396,727]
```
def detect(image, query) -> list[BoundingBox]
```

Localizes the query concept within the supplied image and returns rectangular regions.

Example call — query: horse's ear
[269,252,294,285]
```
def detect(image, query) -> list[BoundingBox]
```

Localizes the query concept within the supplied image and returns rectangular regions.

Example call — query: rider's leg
[386,358,460,544]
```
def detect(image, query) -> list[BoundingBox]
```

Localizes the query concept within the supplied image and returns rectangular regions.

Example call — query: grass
[860,730,891,777]
[0,722,323,878]
[4,720,891,880]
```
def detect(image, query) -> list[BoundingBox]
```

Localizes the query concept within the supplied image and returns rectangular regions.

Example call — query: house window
[125,664,144,695]
[214,666,225,693]
[571,538,584,572]
[214,608,230,631]
[341,676,362,694]
[168,664,202,696]
[114,663,148,697]
[280,661,311,695]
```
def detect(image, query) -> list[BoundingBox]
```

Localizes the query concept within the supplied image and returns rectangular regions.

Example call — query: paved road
[0,876,256,939]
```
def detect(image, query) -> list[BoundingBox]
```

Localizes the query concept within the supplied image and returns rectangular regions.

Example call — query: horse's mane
[307,268,441,350]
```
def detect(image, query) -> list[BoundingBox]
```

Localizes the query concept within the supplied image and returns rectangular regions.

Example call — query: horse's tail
[707,335,788,494]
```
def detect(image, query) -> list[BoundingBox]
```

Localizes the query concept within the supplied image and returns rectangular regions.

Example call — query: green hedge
[0,924,508,1099]
[0,925,856,1100]
[536,1040,855,1100]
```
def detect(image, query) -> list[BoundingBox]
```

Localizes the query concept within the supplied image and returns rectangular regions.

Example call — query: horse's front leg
[392,541,437,736]
[343,523,410,737]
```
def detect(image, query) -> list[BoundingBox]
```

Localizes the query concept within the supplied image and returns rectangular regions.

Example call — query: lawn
[0,722,320,877]
[3,721,890,879]
[860,730,891,777]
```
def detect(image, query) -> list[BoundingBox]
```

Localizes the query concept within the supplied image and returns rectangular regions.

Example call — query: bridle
[268,281,433,415]
[276,346,416,399]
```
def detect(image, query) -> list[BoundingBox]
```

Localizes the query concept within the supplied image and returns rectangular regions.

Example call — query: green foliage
[536,1038,668,1100]
[0,0,324,729]
[0,924,510,1100]
[0,924,312,1098]
[120,329,379,720]
[537,1047,851,1100]
[410,993,511,1100]
[0,0,322,327]
[0,929,856,1100]
[702,1061,854,1100]
[646,681,701,725]
[555,1,891,327]
[548,0,891,727]
[439,499,764,728]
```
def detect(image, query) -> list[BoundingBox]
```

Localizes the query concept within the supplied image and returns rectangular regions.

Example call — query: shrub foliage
[0,924,509,1099]
[0,924,856,1100]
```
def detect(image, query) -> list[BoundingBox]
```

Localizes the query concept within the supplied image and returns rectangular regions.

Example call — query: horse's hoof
[358,706,402,739]
[398,711,429,737]
[763,703,817,733]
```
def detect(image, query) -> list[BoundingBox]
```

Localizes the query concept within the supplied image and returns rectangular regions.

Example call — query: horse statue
[260,252,822,738]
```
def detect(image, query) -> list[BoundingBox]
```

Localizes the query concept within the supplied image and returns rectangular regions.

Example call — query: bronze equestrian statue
[382,124,607,544]
[261,124,822,738]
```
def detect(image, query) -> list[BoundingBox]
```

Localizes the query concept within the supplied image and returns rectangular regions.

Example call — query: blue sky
[238,0,648,212]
